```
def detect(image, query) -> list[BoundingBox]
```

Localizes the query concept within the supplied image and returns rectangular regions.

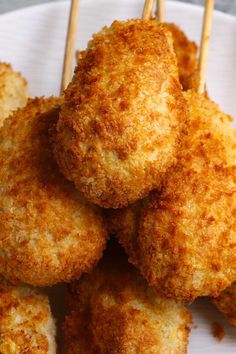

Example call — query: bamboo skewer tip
[157,0,165,23]
[198,0,215,95]
[142,0,154,20]
[61,0,80,94]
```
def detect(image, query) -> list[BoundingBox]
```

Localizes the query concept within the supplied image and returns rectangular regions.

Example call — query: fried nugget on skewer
[109,90,236,301]
[0,63,28,126]
[75,23,198,92]
[213,282,236,326]
[0,277,56,353]
[64,244,192,354]
[0,98,107,286]
[54,19,186,209]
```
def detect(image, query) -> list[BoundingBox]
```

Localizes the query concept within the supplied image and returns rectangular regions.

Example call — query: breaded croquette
[110,90,236,301]
[54,19,186,208]
[64,243,192,354]
[165,24,198,90]
[0,62,28,126]
[0,277,56,353]
[0,97,107,286]
[213,282,236,326]
[75,24,198,92]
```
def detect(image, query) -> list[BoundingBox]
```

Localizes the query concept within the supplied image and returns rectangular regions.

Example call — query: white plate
[0,1,236,353]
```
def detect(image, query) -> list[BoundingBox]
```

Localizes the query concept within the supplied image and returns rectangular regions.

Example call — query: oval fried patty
[0,97,107,286]
[55,19,186,208]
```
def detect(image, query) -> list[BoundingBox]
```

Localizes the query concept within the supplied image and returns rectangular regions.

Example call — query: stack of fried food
[0,19,235,354]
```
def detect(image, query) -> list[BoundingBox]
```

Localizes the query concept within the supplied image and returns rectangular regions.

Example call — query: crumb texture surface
[64,245,191,353]
[0,62,28,126]
[0,278,56,354]
[0,97,107,286]
[112,91,236,301]
[55,19,186,208]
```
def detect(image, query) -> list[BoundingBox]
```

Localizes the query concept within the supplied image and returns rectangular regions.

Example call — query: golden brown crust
[0,62,28,126]
[0,277,56,354]
[0,97,107,286]
[64,245,192,353]
[55,19,186,208]
[139,91,236,300]
[112,91,236,301]
[213,282,236,326]
[165,24,198,91]
[75,24,198,92]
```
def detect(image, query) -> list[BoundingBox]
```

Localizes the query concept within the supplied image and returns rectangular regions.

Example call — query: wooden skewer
[61,0,80,94]
[198,0,215,94]
[142,0,155,20]
[157,0,165,22]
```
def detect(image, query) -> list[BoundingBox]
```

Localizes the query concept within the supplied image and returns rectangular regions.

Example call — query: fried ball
[213,282,236,326]
[165,24,198,91]
[64,244,191,354]
[0,97,107,286]
[110,90,236,301]
[0,277,56,353]
[54,19,186,208]
[0,62,28,126]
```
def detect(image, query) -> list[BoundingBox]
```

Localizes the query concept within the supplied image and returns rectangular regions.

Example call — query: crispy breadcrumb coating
[75,24,198,92]
[165,24,198,91]
[64,244,191,354]
[0,97,107,286]
[0,62,28,126]
[110,91,236,301]
[0,277,56,354]
[213,282,236,326]
[54,19,186,208]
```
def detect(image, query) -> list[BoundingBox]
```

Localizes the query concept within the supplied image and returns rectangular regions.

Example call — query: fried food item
[110,90,236,301]
[76,24,198,92]
[0,97,107,286]
[165,23,198,90]
[213,282,236,326]
[0,277,56,353]
[0,62,28,126]
[64,244,192,354]
[54,19,186,208]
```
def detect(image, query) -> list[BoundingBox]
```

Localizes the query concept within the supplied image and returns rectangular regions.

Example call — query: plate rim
[0,0,235,23]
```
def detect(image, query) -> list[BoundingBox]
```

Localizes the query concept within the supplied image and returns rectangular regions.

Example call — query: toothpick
[61,0,80,94]
[198,0,215,94]
[157,0,165,22]
[142,0,155,20]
